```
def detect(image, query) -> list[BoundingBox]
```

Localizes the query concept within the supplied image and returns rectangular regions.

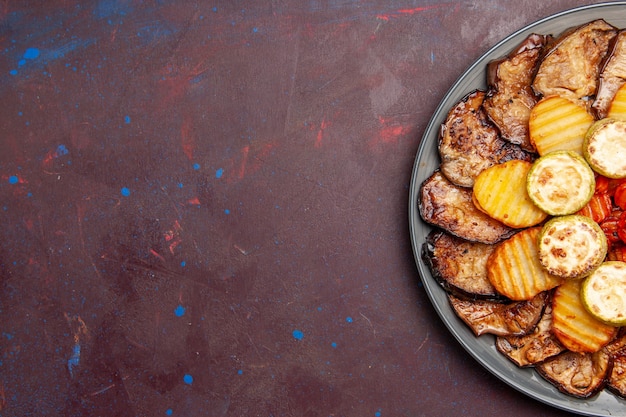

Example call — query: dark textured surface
[0,1,614,416]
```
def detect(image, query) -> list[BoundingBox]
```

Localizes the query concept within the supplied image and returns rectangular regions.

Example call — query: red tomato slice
[615,183,626,211]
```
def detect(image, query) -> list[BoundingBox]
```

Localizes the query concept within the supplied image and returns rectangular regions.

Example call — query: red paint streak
[150,248,166,262]
[369,116,412,149]
[180,115,195,161]
[163,220,183,254]
[238,145,250,180]
[315,119,328,148]
[377,4,447,20]
[187,196,201,206]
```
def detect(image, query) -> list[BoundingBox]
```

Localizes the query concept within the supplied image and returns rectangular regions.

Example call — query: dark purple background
[0,1,613,416]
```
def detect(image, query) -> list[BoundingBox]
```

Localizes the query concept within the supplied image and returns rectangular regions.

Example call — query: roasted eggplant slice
[536,349,612,399]
[496,302,566,367]
[484,34,550,152]
[418,170,515,245]
[422,230,503,300]
[593,30,626,119]
[448,291,546,337]
[532,19,617,109]
[603,329,626,398]
[438,90,533,188]
[607,350,626,398]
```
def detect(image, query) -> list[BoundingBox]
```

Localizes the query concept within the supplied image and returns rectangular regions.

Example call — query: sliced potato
[583,118,626,179]
[472,159,548,228]
[528,96,594,156]
[582,261,626,326]
[607,82,626,120]
[487,227,563,301]
[526,151,595,216]
[538,215,607,280]
[551,279,618,353]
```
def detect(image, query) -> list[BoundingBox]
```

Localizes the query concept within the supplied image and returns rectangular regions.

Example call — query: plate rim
[408,2,626,416]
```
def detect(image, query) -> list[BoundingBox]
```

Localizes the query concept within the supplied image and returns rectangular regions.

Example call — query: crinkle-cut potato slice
[528,95,594,156]
[551,279,618,353]
[487,227,564,301]
[608,82,626,120]
[472,159,548,228]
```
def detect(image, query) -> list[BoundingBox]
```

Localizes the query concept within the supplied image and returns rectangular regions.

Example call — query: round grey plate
[408,2,626,416]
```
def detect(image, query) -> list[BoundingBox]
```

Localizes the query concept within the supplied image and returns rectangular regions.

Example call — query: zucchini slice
[582,261,626,326]
[526,151,595,216]
[584,118,626,179]
[538,215,607,280]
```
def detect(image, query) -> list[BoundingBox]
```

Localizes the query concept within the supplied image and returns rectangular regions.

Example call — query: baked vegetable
[419,170,515,244]
[608,82,626,120]
[422,230,503,300]
[582,261,626,326]
[593,30,626,119]
[448,292,546,337]
[472,159,548,228]
[526,150,595,215]
[532,19,617,109]
[438,90,532,188]
[583,118,626,179]
[528,95,594,156]
[538,215,607,280]
[484,33,550,152]
[536,349,612,398]
[496,301,565,367]
[551,278,618,353]
[487,227,563,301]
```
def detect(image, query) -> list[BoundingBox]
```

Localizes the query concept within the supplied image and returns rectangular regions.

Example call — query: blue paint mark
[224,209,230,215]
[24,48,40,60]
[67,344,81,377]
[215,168,224,178]
[174,305,186,317]
[331,342,337,348]
[193,163,201,170]
[375,410,382,417]
[120,187,131,197]
[180,261,186,267]
[2,333,13,340]
[9,69,17,75]
[56,144,69,156]
[177,182,184,188]
[292,329,304,340]
[166,409,173,416]
[18,59,26,67]
[212,6,218,12]
[346,316,353,323]
[124,115,131,124]
[8,175,18,184]
[237,369,243,375]
[252,27,258,33]
[183,374,193,385]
